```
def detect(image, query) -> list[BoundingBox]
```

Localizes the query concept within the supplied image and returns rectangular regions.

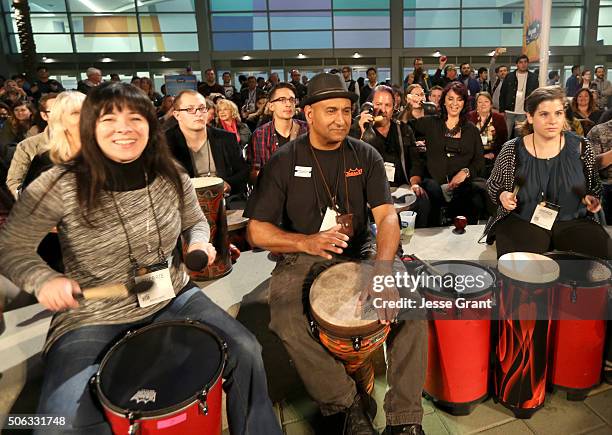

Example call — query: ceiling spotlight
[42,56,47,60]
[101,57,113,63]
[352,52,361,58]
[241,55,252,61]
[432,50,441,57]
[43,57,55,63]
[297,53,306,59]
[160,55,171,62]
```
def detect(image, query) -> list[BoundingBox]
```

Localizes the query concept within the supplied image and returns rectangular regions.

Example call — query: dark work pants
[267,254,427,426]
[495,214,611,259]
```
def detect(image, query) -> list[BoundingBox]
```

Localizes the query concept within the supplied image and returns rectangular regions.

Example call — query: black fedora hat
[300,72,358,108]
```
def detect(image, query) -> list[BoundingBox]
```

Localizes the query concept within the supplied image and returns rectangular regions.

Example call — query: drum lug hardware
[309,320,320,339]
[570,282,577,303]
[352,336,362,351]
[198,390,209,415]
[127,412,140,435]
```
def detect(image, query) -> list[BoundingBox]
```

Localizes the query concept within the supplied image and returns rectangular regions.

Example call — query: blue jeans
[35,286,282,435]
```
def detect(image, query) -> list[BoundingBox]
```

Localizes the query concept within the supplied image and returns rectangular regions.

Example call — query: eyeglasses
[176,105,208,114]
[270,97,296,105]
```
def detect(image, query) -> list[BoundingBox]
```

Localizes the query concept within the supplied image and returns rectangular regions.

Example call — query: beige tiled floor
[268,382,612,435]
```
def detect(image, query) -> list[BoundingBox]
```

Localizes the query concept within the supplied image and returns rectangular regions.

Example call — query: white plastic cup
[399,211,417,243]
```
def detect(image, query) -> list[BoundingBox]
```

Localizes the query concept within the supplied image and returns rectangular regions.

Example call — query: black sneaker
[384,424,426,435]
[343,395,377,435]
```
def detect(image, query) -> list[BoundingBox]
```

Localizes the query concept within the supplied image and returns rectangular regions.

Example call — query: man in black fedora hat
[245,73,427,435]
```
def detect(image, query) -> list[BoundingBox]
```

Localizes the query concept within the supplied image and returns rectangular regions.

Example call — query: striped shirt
[247,119,308,168]
[0,166,209,353]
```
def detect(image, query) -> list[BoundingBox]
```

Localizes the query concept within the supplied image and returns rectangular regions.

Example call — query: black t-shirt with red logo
[245,134,391,257]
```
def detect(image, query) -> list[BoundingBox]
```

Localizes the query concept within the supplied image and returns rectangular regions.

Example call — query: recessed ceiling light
[297,53,306,59]
[101,57,113,63]
[160,55,171,62]
[432,50,441,57]
[242,55,252,60]
[352,52,361,58]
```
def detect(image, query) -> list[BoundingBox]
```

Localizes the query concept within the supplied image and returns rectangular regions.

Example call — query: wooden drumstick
[512,175,526,197]
[411,255,445,276]
[78,281,153,300]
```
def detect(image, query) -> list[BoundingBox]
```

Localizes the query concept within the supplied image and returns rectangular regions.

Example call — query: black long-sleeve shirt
[414,116,485,184]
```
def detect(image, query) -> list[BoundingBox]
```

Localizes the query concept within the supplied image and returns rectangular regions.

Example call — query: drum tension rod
[127,412,140,435]
[352,337,362,352]
[198,390,209,415]
[570,282,578,303]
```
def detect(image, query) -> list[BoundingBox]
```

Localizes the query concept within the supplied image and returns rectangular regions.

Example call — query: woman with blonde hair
[215,97,251,148]
[47,91,86,164]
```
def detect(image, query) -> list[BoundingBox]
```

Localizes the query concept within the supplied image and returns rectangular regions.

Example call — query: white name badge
[384,162,396,182]
[294,165,312,178]
[135,265,175,308]
[480,135,488,146]
[319,207,337,232]
[530,202,560,231]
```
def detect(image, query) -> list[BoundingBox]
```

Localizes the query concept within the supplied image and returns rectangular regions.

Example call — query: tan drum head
[498,252,560,284]
[191,176,224,189]
[309,262,378,332]
[227,210,249,231]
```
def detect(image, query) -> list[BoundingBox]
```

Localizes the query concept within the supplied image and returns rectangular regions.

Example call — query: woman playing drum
[0,82,281,435]
[485,86,610,259]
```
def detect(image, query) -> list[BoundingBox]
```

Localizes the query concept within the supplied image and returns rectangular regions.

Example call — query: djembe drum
[308,262,389,394]
[189,177,232,280]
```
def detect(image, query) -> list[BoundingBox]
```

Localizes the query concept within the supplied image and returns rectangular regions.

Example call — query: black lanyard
[532,134,562,203]
[310,143,350,216]
[110,172,165,272]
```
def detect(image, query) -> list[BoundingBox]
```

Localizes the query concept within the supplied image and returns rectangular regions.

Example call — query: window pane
[71,14,138,33]
[334,30,389,48]
[210,0,266,11]
[34,33,73,52]
[212,32,269,50]
[67,0,136,13]
[268,0,331,9]
[404,10,459,29]
[551,7,582,26]
[597,26,612,44]
[138,0,194,12]
[271,31,332,49]
[74,33,140,52]
[462,10,523,28]
[333,0,389,9]
[550,27,580,45]
[2,0,67,12]
[334,11,389,29]
[404,29,459,47]
[7,13,70,33]
[404,0,459,8]
[462,28,522,47]
[269,11,331,30]
[139,14,197,32]
[8,33,18,53]
[142,33,198,51]
[598,7,612,26]
[211,13,268,31]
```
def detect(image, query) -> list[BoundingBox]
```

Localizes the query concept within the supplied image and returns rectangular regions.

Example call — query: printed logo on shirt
[294,165,312,178]
[345,168,363,177]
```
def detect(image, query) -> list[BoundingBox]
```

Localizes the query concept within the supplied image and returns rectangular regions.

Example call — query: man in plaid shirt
[248,82,308,177]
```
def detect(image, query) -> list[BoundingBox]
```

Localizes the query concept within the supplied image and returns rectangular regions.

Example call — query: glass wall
[599,0,612,45]
[1,0,198,53]
[209,0,391,51]
[403,0,584,48]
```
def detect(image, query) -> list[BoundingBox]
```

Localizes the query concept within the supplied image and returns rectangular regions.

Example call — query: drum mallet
[78,281,154,300]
